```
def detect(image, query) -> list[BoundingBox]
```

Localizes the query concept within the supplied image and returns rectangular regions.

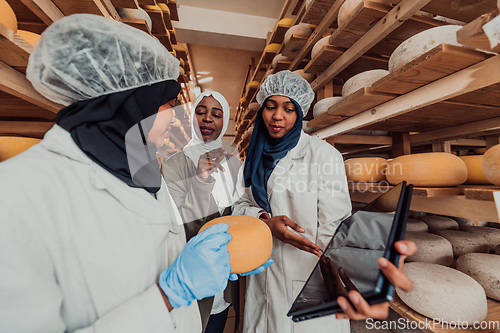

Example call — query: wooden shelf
[167,0,179,21]
[112,0,138,9]
[142,6,168,34]
[421,0,498,24]
[391,294,500,333]
[282,34,309,58]
[269,23,291,45]
[458,9,500,54]
[120,17,152,34]
[155,33,173,51]
[51,0,108,16]
[0,23,32,70]
[301,0,338,26]
[465,186,500,201]
[292,0,305,15]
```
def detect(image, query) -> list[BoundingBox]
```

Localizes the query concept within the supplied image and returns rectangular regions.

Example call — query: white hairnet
[256,70,315,116]
[26,14,180,105]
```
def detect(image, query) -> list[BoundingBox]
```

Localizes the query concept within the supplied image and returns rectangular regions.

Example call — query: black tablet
[287,181,413,322]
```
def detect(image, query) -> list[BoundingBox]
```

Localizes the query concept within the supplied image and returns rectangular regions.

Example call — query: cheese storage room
[1,0,500,332]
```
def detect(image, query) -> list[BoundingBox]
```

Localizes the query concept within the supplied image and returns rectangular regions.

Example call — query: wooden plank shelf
[155,33,173,51]
[120,17,152,34]
[301,0,338,26]
[391,294,500,333]
[270,23,291,45]
[167,0,179,21]
[372,44,492,95]
[263,50,278,64]
[0,23,32,69]
[457,8,500,54]
[7,0,50,34]
[169,28,177,45]
[422,0,498,24]
[282,35,309,59]
[138,0,156,5]
[112,0,139,9]
[328,0,446,59]
[51,0,108,16]
[292,0,305,15]
[309,87,395,128]
[141,6,168,34]
[304,45,388,78]
[465,186,500,201]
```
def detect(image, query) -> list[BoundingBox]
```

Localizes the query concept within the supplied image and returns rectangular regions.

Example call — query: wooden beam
[0,121,54,136]
[410,117,500,145]
[392,132,410,157]
[313,54,500,139]
[289,0,345,71]
[432,141,451,153]
[310,0,432,91]
[277,0,293,21]
[448,139,486,147]
[0,61,63,113]
[485,135,500,149]
[19,0,65,26]
[329,134,392,145]
[457,9,500,53]
[98,0,122,21]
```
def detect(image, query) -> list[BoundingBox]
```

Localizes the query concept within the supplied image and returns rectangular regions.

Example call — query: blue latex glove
[229,258,273,281]
[159,223,232,308]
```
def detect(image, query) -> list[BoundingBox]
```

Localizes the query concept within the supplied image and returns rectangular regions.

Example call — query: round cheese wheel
[0,0,17,32]
[271,53,292,68]
[247,81,260,90]
[386,152,468,187]
[311,36,330,59]
[293,69,315,83]
[0,137,41,161]
[277,18,293,26]
[302,120,315,134]
[459,155,491,185]
[342,70,389,97]
[482,144,500,186]
[263,69,274,81]
[116,7,153,31]
[406,218,428,232]
[397,262,488,323]
[460,226,500,252]
[404,231,453,265]
[284,24,312,45]
[344,157,388,183]
[389,25,463,72]
[240,97,246,104]
[198,215,273,274]
[419,215,459,233]
[435,230,490,257]
[179,66,185,76]
[265,43,280,52]
[248,102,260,111]
[457,253,500,301]
[16,30,40,46]
[338,0,362,27]
[312,96,342,118]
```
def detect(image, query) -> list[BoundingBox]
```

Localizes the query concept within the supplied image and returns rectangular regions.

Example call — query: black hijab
[56,80,181,193]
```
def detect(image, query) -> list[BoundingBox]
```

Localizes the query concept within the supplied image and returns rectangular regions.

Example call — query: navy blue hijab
[243,97,303,213]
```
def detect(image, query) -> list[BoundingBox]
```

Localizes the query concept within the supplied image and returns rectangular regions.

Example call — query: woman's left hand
[335,240,417,320]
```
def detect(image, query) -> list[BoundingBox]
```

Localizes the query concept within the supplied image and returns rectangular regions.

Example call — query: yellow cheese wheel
[0,0,17,32]
[179,58,185,67]
[141,4,161,11]
[0,137,41,162]
[198,215,273,274]
[277,18,293,26]
[247,81,260,89]
[483,144,500,186]
[386,153,467,187]
[156,3,170,14]
[344,157,388,182]
[16,30,40,46]
[265,43,280,52]
[179,65,185,76]
[459,156,491,185]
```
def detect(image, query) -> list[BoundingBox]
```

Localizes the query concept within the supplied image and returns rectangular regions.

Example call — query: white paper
[494,191,500,221]
[482,15,500,49]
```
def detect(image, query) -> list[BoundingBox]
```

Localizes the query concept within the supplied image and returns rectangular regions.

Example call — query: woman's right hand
[261,215,322,257]
[196,147,227,182]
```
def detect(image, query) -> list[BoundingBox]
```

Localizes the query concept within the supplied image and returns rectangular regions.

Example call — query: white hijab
[183,91,233,213]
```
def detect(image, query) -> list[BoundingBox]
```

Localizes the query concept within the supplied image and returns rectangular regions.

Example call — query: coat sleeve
[0,199,201,333]
[231,164,266,218]
[315,144,352,251]
[161,154,216,224]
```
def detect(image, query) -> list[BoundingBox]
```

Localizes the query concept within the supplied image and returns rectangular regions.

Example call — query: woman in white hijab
[161,91,248,333]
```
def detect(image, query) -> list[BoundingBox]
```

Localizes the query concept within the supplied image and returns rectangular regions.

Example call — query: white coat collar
[40,125,180,225]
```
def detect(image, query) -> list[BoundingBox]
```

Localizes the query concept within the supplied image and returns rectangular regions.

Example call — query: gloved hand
[159,223,232,308]
[229,258,273,281]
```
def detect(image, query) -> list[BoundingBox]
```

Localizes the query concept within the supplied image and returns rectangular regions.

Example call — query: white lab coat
[233,132,352,333]
[0,125,202,333]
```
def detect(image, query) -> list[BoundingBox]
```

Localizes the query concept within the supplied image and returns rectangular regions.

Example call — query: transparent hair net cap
[256,70,315,116]
[26,14,180,105]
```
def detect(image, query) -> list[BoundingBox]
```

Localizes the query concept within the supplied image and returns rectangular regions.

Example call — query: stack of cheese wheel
[293,69,315,83]
[0,137,41,162]
[271,54,292,68]
[386,152,467,187]
[16,30,40,46]
[397,262,488,324]
[389,25,463,72]
[284,23,312,45]
[312,96,342,118]
[483,144,500,185]
[459,155,491,184]
[198,215,272,274]
[434,230,490,257]
[116,7,153,31]
[342,69,389,97]
[344,157,388,183]
[311,36,330,59]
[0,0,17,32]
